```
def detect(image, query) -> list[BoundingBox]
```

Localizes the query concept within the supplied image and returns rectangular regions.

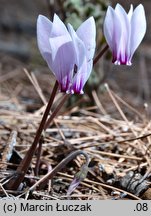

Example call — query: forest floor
[0,54,151,200]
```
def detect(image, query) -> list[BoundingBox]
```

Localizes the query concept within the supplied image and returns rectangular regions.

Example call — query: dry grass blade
[92,90,107,115]
[24,68,47,105]
[105,83,137,136]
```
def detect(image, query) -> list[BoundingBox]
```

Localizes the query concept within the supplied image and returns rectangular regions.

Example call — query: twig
[117,133,151,144]
[92,90,107,115]
[0,130,17,170]
[87,149,142,161]
[24,68,47,105]
[0,183,9,197]
[110,88,144,120]
[105,83,140,138]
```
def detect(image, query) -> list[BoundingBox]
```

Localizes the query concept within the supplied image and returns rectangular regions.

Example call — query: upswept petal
[37,15,53,59]
[51,14,69,37]
[103,6,122,63]
[49,34,72,61]
[130,4,146,59]
[128,4,133,20]
[67,23,86,69]
[76,17,96,61]
[115,4,131,63]
[68,18,96,94]
[49,37,75,92]
[80,59,93,91]
[103,6,114,50]
[71,58,93,94]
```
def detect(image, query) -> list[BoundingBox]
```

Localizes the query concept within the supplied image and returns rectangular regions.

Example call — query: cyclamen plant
[6,4,147,193]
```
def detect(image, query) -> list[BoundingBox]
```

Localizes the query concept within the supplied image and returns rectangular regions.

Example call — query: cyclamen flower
[37,14,96,94]
[67,164,89,196]
[103,4,146,65]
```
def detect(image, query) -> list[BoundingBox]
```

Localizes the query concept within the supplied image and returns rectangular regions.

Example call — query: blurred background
[0,0,150,115]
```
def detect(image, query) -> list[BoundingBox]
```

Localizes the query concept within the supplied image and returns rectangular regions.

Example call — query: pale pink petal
[51,14,69,37]
[130,4,146,60]
[49,37,75,92]
[37,15,52,59]
[49,34,72,61]
[71,57,90,94]
[128,4,133,20]
[67,178,81,196]
[115,4,131,63]
[76,17,96,61]
[67,23,85,69]
[103,6,122,63]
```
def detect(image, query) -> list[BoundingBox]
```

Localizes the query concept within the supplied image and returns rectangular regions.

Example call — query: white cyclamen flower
[103,4,146,65]
[37,14,96,93]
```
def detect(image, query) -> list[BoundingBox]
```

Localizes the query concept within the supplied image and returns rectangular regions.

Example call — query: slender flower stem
[93,44,109,65]
[34,137,43,176]
[35,94,69,175]
[6,81,59,190]
[44,94,69,130]
[28,150,90,192]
